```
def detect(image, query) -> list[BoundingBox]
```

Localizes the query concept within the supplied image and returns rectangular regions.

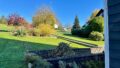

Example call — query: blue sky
[0,0,104,26]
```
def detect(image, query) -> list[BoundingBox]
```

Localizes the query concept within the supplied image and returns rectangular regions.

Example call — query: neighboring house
[63,27,67,31]
[63,27,72,32]
[54,24,58,29]
[105,0,120,68]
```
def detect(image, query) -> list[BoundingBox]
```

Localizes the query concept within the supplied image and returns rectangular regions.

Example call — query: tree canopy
[72,16,81,30]
[71,16,81,35]
[8,13,26,26]
[89,16,104,32]
[32,6,57,27]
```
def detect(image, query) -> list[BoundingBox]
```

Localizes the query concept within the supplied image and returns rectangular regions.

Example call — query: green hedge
[89,31,103,41]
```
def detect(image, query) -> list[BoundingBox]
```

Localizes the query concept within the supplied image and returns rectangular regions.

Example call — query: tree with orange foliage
[8,13,27,26]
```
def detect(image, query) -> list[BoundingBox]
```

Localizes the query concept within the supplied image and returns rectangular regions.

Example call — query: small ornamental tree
[71,16,81,35]
[8,13,26,26]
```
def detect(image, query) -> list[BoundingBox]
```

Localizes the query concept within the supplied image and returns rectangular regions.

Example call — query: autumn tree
[8,13,26,26]
[32,6,57,27]
[87,9,100,24]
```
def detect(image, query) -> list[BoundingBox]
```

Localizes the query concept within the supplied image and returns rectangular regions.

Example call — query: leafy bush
[79,26,92,38]
[58,61,66,68]
[83,60,104,68]
[72,62,79,68]
[0,16,7,24]
[31,28,40,36]
[37,24,56,36]
[12,26,27,37]
[89,31,103,41]
[48,42,75,57]
[33,59,53,68]
[89,16,104,32]
[25,52,52,68]
[25,52,40,63]
[79,16,104,38]
[71,29,80,35]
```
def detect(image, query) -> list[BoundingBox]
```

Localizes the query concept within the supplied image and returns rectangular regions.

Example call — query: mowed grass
[0,32,86,67]
[0,24,104,68]
[57,31,104,47]
[0,32,86,48]
[1,34,73,67]
[0,38,59,68]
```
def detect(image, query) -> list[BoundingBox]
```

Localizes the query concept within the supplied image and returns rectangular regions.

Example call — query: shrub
[66,62,73,68]
[25,52,40,63]
[33,59,53,68]
[12,26,27,37]
[79,26,92,38]
[8,13,27,26]
[26,28,40,36]
[79,16,104,38]
[37,24,56,36]
[32,28,40,36]
[89,31,103,41]
[0,16,7,24]
[72,62,79,68]
[58,61,66,68]
[83,60,104,68]
[71,29,80,35]
[48,42,75,57]
[25,52,52,68]
[89,16,104,32]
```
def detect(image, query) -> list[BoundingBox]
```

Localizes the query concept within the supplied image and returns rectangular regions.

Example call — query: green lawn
[0,24,104,68]
[56,31,104,47]
[0,24,14,31]
[0,32,86,68]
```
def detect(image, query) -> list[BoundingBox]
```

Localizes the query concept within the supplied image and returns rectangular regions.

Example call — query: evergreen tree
[71,16,81,35]
[72,16,80,29]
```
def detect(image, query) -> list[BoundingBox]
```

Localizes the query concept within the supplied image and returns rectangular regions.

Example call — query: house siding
[108,0,120,68]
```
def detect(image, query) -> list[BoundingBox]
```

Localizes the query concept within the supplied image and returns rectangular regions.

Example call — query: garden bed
[29,47,104,59]
[28,43,104,68]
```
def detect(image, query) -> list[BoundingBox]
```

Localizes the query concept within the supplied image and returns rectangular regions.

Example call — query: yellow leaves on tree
[37,24,56,36]
[33,6,57,27]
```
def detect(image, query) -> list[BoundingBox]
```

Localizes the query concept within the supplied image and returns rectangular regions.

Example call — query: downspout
[104,0,110,68]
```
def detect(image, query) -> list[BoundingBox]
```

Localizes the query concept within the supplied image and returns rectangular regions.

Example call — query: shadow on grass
[0,38,56,51]
[63,33,89,40]
[0,38,56,68]
[0,30,9,32]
